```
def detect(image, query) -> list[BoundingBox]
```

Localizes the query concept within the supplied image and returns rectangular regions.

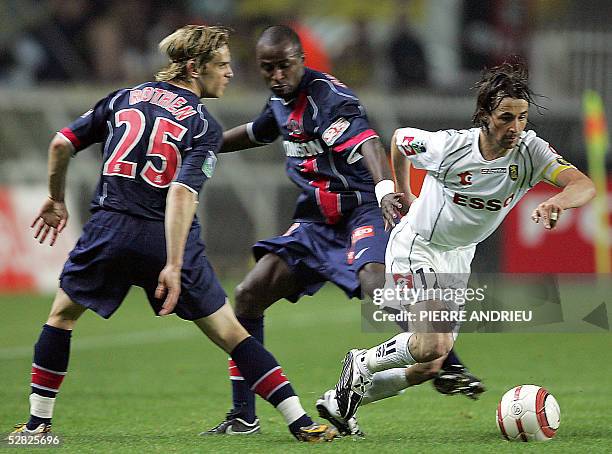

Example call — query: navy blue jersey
[59,81,221,221]
[248,68,379,224]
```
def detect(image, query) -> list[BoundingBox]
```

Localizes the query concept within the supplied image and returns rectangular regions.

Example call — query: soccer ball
[496,385,560,442]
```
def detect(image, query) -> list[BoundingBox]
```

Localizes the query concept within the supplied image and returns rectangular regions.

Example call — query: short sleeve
[248,103,280,144]
[58,90,123,153]
[310,79,378,163]
[175,119,222,194]
[394,127,448,171]
[527,136,577,186]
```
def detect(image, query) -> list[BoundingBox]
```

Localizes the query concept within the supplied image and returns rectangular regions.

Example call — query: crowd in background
[1,0,608,92]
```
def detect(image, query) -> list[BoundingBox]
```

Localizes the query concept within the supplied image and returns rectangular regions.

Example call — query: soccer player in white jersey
[317,60,596,429]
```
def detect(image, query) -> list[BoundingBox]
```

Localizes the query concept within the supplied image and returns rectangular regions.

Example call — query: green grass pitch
[1,285,611,453]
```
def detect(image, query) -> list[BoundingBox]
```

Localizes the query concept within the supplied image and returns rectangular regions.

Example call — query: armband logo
[398,136,426,156]
[322,118,350,146]
[555,157,573,167]
[202,151,217,178]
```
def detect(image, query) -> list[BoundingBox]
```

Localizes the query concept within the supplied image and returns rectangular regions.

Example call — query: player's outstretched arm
[390,130,417,215]
[220,124,258,153]
[531,168,595,229]
[360,138,404,230]
[156,184,199,315]
[31,134,72,246]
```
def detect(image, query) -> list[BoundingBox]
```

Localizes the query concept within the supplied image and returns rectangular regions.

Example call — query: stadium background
[1,0,611,451]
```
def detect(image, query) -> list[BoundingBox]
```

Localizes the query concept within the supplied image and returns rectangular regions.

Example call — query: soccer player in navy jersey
[10,25,336,443]
[205,25,483,438]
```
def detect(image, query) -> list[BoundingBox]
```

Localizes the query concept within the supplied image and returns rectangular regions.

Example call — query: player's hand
[155,264,182,316]
[31,197,68,246]
[531,200,563,230]
[381,192,405,231]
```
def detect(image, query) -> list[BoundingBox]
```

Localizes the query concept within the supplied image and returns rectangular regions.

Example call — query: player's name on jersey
[282,139,325,157]
[128,87,197,121]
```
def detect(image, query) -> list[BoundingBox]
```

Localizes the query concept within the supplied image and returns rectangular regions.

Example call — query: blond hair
[156,25,230,82]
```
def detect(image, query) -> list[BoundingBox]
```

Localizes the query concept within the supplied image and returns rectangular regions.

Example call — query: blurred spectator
[333,18,374,88]
[291,21,332,73]
[23,0,95,82]
[388,11,428,90]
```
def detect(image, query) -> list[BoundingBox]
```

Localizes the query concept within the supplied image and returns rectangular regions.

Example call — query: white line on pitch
[0,326,200,361]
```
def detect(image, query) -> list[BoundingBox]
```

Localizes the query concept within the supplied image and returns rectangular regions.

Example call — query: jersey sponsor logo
[347,226,375,264]
[351,225,375,243]
[509,164,519,181]
[452,192,515,211]
[481,167,507,174]
[458,171,473,185]
[398,136,426,156]
[393,273,414,289]
[322,117,350,146]
[282,139,325,158]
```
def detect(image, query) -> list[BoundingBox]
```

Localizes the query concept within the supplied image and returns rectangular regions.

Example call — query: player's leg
[217,252,302,433]
[12,289,86,437]
[358,262,385,300]
[328,219,457,421]
[192,302,335,442]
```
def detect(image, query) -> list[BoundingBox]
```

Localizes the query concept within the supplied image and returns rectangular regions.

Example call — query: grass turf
[1,286,611,453]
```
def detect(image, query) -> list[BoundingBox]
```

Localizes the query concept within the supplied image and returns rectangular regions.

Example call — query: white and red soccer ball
[496,385,560,442]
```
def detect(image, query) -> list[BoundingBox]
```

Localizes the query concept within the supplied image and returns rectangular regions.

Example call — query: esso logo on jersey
[452,192,515,211]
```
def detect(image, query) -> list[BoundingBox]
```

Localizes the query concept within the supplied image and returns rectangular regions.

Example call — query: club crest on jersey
[458,171,473,185]
[322,117,350,146]
[509,165,519,181]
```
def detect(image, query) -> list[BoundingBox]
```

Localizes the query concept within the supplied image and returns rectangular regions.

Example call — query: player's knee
[234,282,263,318]
[411,333,453,363]
[420,357,445,377]
[47,307,79,330]
[359,263,385,299]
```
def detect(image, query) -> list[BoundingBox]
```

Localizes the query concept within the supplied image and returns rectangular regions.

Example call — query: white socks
[363,332,415,374]
[361,368,410,405]
[276,396,307,425]
[29,393,55,419]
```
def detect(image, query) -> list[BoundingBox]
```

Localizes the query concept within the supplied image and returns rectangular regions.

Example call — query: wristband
[375,180,395,206]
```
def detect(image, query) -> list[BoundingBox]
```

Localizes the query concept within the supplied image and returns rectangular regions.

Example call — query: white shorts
[382,216,476,311]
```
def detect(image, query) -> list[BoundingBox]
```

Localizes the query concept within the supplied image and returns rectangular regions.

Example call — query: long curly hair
[155,25,230,82]
[472,58,538,132]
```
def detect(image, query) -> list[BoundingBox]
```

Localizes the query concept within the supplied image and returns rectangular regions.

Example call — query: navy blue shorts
[253,203,389,301]
[59,210,226,320]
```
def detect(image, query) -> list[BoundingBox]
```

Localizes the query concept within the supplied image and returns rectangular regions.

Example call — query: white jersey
[395,127,575,248]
